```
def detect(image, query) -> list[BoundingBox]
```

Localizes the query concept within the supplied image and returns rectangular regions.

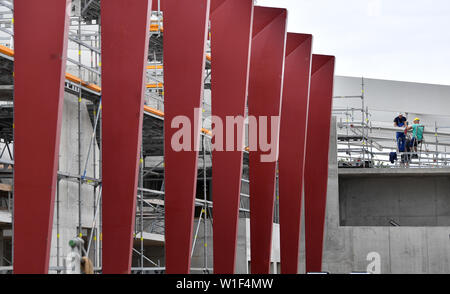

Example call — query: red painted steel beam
[210,0,254,274]
[101,0,151,274]
[13,0,71,274]
[304,54,335,273]
[248,6,287,274]
[278,33,313,274]
[163,0,210,274]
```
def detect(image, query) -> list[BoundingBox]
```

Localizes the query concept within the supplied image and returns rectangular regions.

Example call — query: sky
[255,0,450,85]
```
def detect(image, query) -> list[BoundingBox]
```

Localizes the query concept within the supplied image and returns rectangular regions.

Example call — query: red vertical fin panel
[248,6,287,274]
[163,0,210,274]
[13,0,71,274]
[101,0,151,274]
[278,33,313,274]
[304,54,335,273]
[210,0,254,274]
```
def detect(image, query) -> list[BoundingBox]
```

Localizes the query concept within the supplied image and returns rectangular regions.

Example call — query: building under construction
[1,0,450,274]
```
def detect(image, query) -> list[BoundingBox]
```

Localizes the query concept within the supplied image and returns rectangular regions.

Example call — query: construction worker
[394,113,408,162]
[407,117,424,158]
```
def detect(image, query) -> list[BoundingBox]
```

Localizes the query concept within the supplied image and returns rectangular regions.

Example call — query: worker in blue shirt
[394,113,407,153]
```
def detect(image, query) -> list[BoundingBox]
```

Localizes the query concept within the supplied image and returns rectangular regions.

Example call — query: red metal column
[248,6,287,274]
[13,0,71,274]
[101,0,151,274]
[163,0,210,274]
[210,0,254,274]
[278,33,313,274]
[304,54,335,273]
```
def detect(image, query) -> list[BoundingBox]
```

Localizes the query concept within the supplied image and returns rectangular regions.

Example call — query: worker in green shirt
[407,117,424,158]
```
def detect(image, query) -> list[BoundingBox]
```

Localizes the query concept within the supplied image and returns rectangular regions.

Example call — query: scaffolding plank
[210,0,254,274]
[0,210,11,224]
[146,198,165,206]
[101,0,151,274]
[0,183,12,192]
[304,54,335,273]
[278,33,312,274]
[163,0,210,274]
[13,0,70,274]
[248,6,287,274]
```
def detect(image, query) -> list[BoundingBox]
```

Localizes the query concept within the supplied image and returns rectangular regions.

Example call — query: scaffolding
[334,78,450,169]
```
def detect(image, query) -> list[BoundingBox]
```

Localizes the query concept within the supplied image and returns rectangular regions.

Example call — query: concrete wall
[339,172,450,227]
[49,92,100,271]
[312,117,450,274]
